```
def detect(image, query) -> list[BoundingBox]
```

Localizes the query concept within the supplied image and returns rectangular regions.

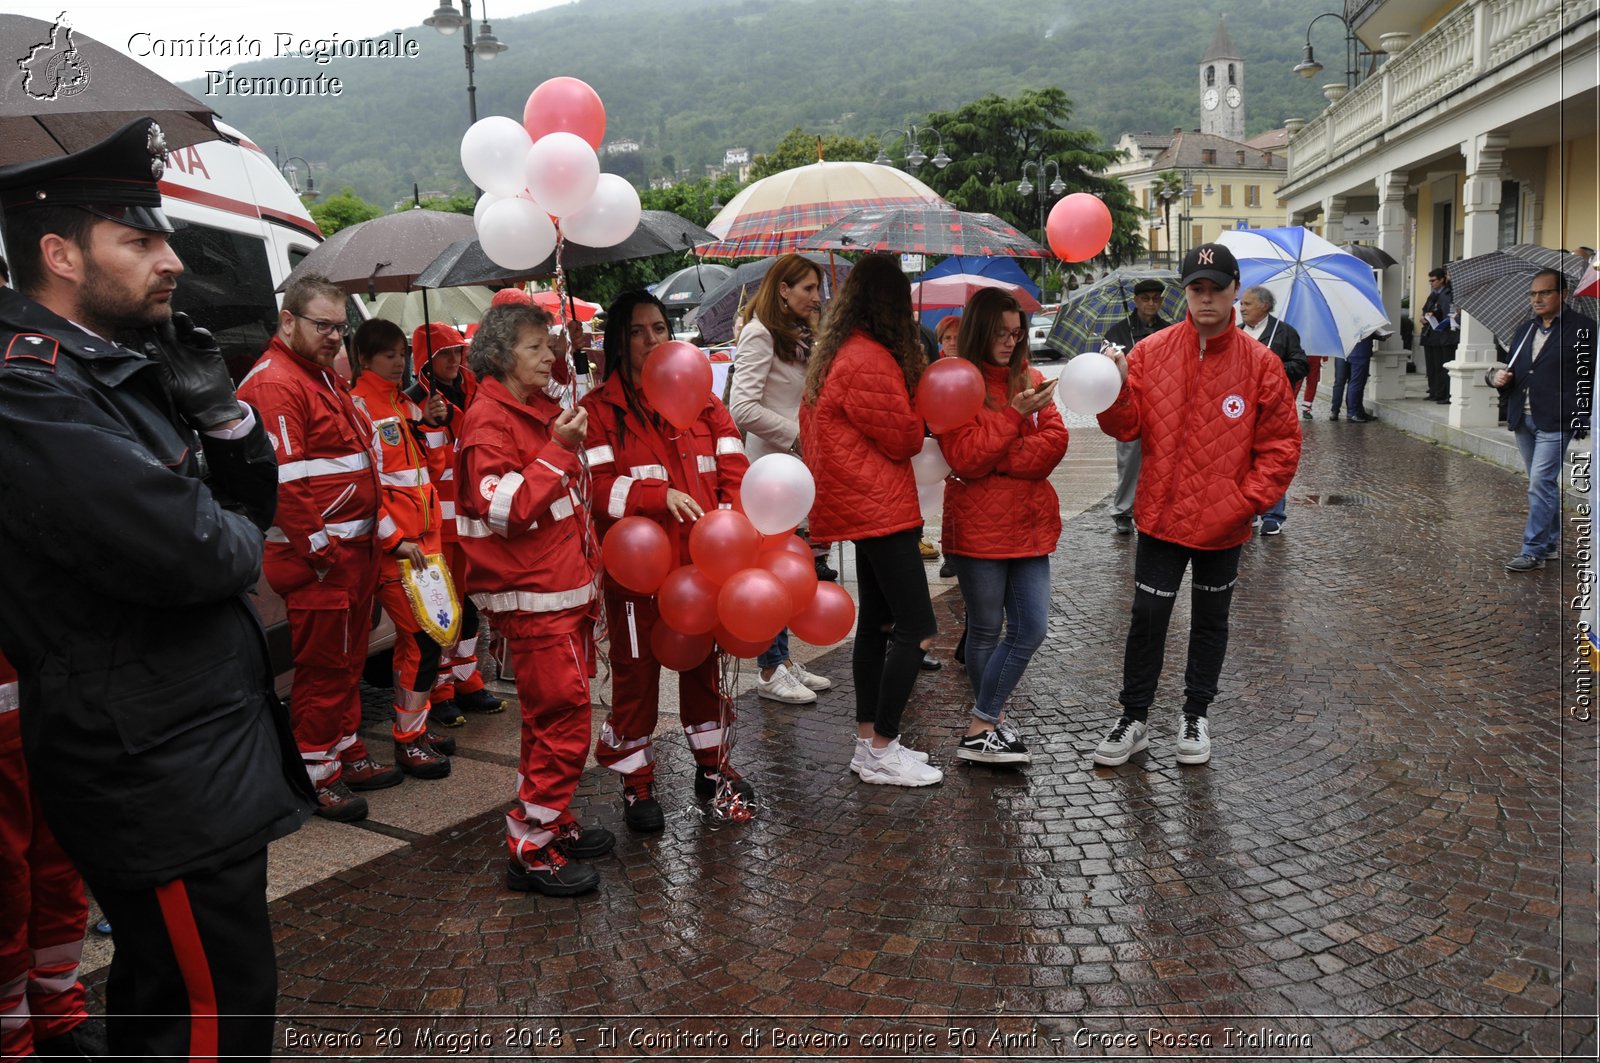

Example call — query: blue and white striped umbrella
[1216,227,1389,358]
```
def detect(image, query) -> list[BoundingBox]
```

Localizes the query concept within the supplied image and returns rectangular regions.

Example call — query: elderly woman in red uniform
[455,303,608,897]
[581,290,752,833]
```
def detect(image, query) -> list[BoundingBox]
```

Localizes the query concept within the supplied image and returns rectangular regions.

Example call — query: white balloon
[478,197,557,271]
[524,132,601,219]
[740,453,816,535]
[911,436,951,486]
[917,479,945,522]
[460,117,533,198]
[1058,351,1124,415]
[472,191,502,230]
[562,173,642,248]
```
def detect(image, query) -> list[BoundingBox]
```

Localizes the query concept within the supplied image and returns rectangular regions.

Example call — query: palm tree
[1151,169,1187,266]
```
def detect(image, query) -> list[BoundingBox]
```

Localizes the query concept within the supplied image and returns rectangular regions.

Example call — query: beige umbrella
[699,160,947,259]
[368,285,494,334]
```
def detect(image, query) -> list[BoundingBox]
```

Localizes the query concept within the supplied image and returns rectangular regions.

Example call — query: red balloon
[713,623,773,660]
[650,623,713,672]
[758,547,819,611]
[522,76,607,151]
[1047,193,1114,263]
[717,569,792,644]
[790,582,856,646]
[688,509,761,584]
[915,358,986,433]
[758,528,799,551]
[601,516,671,594]
[640,341,712,430]
[657,565,720,635]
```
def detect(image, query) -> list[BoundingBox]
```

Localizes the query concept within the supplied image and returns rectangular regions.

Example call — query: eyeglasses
[292,312,351,337]
[1527,288,1559,298]
[993,328,1025,343]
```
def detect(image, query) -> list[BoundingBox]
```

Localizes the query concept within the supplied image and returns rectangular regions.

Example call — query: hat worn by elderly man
[1132,278,1165,295]
[0,117,173,234]
[1179,243,1240,289]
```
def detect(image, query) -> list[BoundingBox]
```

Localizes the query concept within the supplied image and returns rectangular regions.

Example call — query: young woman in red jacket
[936,289,1067,767]
[800,254,943,788]
[581,291,753,832]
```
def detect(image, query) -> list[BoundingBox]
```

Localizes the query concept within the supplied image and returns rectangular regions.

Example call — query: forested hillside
[198,0,1333,207]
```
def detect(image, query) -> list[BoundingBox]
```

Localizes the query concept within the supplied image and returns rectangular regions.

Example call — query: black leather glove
[130,313,243,430]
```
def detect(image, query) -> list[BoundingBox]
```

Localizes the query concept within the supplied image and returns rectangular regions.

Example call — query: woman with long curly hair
[938,288,1066,768]
[800,254,942,787]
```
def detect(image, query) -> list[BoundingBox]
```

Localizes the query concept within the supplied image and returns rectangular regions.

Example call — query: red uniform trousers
[265,539,380,786]
[594,587,731,786]
[431,540,488,705]
[0,706,89,1058]
[1294,356,1326,404]
[374,527,446,742]
[497,615,593,861]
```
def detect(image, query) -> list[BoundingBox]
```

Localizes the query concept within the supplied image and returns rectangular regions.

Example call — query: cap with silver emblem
[0,117,173,233]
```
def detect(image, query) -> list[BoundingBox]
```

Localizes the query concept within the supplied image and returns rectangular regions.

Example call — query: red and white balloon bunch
[599,454,856,671]
[459,77,643,270]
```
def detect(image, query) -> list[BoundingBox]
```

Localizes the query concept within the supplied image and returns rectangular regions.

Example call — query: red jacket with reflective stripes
[351,372,444,551]
[454,375,596,632]
[237,337,380,565]
[411,324,477,543]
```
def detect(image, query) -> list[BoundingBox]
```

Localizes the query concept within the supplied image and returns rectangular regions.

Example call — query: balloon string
[552,220,606,651]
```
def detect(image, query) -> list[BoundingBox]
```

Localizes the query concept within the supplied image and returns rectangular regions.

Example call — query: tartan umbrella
[1447,244,1597,346]
[1046,268,1183,358]
[909,274,1042,313]
[1216,227,1389,358]
[699,160,947,259]
[802,206,1048,258]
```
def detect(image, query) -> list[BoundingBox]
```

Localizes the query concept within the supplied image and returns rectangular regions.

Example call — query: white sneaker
[753,665,816,704]
[1175,714,1211,765]
[1092,717,1148,766]
[856,739,943,787]
[786,659,832,691]
[849,736,930,776]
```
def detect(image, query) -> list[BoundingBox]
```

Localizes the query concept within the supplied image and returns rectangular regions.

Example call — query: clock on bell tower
[1199,17,1245,141]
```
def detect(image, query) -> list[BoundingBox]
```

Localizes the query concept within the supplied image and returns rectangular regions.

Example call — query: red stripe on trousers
[154,879,219,1063]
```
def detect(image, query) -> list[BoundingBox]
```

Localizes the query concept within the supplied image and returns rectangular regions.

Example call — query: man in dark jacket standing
[1421,266,1459,402]
[1238,285,1309,534]
[0,119,312,1061]
[1490,269,1597,571]
[1101,279,1173,535]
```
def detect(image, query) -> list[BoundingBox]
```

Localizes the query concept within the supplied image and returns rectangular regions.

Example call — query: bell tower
[1199,16,1245,141]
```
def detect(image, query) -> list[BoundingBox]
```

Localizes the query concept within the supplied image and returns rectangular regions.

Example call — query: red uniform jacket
[800,331,924,542]
[411,323,478,544]
[1097,316,1302,549]
[238,337,381,564]
[454,375,595,634]
[351,372,444,551]
[580,373,747,569]
[937,361,1069,559]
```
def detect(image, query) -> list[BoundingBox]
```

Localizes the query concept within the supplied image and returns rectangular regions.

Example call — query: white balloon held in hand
[1058,351,1124,415]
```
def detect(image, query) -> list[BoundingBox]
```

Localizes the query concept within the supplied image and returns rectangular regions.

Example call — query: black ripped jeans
[1118,533,1242,720]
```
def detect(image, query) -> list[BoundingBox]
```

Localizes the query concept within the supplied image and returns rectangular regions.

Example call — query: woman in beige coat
[728,253,834,704]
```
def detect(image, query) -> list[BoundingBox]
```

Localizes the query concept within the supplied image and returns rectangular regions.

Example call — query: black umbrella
[1339,243,1398,269]
[0,14,219,162]
[695,253,853,345]
[652,262,736,311]
[414,210,718,289]
[275,209,477,297]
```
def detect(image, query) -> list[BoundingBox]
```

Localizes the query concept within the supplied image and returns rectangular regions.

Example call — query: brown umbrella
[276,210,478,297]
[0,13,219,162]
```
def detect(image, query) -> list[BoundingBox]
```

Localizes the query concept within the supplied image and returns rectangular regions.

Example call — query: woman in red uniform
[349,319,453,779]
[455,303,608,896]
[581,290,752,833]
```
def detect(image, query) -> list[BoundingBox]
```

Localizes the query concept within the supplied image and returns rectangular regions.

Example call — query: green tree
[310,187,383,236]
[418,191,477,217]
[1149,170,1188,267]
[748,128,878,181]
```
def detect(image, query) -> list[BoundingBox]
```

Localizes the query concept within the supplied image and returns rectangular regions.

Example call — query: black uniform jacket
[0,287,312,889]
[1250,313,1311,384]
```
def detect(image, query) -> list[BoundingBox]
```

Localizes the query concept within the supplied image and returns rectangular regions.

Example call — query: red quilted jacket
[937,361,1069,558]
[1098,315,1301,549]
[800,331,924,542]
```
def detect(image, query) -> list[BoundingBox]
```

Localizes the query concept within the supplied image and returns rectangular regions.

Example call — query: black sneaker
[995,721,1028,752]
[694,764,756,802]
[458,689,506,714]
[431,699,466,728]
[622,783,665,833]
[554,822,616,859]
[505,849,599,896]
[814,556,839,582]
[957,728,1032,765]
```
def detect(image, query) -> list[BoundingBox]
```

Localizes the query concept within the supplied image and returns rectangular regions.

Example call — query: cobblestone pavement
[114,418,1600,1059]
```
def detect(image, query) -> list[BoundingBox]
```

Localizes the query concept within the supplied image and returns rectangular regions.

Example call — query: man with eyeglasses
[1488,269,1597,572]
[238,273,389,819]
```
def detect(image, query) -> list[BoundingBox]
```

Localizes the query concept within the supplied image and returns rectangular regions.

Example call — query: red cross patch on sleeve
[5,334,60,369]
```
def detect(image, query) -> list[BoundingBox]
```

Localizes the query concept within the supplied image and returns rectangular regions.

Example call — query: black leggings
[1118,533,1242,720]
[851,528,937,740]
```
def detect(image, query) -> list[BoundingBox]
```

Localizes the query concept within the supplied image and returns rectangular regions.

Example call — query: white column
[1373,170,1410,401]
[1448,131,1509,428]
[1321,195,1347,244]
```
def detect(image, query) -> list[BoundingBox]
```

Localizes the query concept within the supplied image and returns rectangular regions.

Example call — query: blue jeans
[1513,424,1572,557]
[758,629,789,670]
[1261,492,1287,525]
[1345,344,1371,415]
[947,555,1050,725]
[1329,357,1350,415]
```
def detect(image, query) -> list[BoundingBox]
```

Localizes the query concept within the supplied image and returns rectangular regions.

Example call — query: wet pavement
[90,412,1597,1060]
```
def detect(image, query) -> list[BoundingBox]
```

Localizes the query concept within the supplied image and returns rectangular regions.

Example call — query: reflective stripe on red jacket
[1097,315,1302,550]
[579,372,747,568]
[454,375,596,632]
[937,361,1069,559]
[411,325,478,543]
[351,372,444,551]
[238,337,381,562]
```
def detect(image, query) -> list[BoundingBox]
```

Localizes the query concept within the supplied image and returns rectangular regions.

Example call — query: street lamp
[1016,158,1066,287]
[1292,10,1361,90]
[1156,169,1213,266]
[280,155,318,202]
[424,0,510,126]
[873,125,950,174]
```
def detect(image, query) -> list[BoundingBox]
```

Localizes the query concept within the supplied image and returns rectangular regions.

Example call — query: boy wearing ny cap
[1091,244,1301,767]
[0,118,312,1060]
